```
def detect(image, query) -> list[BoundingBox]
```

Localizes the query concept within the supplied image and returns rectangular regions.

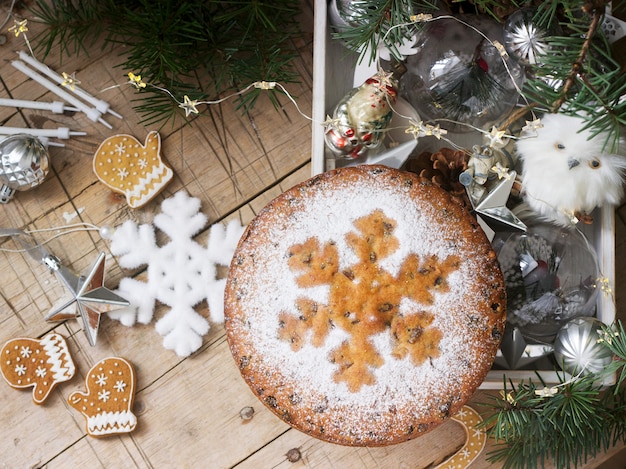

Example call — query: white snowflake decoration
[109,191,245,357]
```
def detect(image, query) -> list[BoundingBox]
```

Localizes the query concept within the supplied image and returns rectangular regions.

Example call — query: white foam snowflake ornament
[108,191,245,357]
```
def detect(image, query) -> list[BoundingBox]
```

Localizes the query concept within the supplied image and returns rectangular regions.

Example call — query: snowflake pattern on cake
[278,209,460,392]
[109,191,245,356]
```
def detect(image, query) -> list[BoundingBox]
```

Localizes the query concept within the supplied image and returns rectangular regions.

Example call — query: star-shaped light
[405,120,448,140]
[61,72,81,91]
[410,13,433,23]
[44,252,129,346]
[322,114,340,128]
[466,169,527,241]
[128,72,146,89]
[179,95,199,117]
[535,386,559,398]
[253,81,276,90]
[374,67,396,91]
[491,162,511,180]
[484,126,508,148]
[8,19,28,37]
[521,118,543,135]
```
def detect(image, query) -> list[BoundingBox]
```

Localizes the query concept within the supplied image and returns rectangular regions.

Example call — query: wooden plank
[0,2,624,468]
[41,435,152,468]
[128,336,290,469]
[234,418,467,469]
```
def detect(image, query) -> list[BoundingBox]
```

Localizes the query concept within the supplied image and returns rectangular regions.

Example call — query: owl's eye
[555,143,566,150]
[589,158,601,169]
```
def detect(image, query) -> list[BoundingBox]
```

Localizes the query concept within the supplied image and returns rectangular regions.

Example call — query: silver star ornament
[44,252,129,346]
[467,169,527,241]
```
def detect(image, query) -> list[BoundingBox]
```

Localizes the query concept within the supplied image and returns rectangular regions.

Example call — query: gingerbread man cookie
[68,357,138,437]
[93,131,173,208]
[0,333,76,404]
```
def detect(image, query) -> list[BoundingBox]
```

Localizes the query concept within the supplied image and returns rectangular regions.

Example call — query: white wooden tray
[311,0,616,387]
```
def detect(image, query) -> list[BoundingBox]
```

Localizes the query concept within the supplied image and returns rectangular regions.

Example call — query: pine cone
[405,147,471,207]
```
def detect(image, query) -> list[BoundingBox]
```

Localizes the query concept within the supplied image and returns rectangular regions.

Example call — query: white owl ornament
[516,113,626,226]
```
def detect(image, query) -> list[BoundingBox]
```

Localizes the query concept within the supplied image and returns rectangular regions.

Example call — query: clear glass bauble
[400,15,525,132]
[497,223,599,343]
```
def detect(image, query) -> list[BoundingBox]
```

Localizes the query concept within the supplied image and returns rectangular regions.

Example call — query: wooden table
[1,3,624,468]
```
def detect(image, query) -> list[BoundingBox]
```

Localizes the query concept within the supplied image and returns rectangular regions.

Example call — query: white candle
[0,97,78,114]
[18,51,122,119]
[0,126,86,139]
[11,60,112,129]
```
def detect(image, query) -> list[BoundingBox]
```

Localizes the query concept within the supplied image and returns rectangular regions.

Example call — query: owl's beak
[567,158,580,169]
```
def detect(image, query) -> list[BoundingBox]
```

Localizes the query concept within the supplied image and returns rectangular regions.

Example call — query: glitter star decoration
[8,19,28,37]
[45,252,129,346]
[179,95,199,117]
[61,72,81,91]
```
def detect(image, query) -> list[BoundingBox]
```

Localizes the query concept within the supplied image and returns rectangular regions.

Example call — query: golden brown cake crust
[224,165,506,446]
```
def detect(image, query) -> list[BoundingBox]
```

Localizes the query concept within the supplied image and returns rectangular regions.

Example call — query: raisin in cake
[224,165,505,446]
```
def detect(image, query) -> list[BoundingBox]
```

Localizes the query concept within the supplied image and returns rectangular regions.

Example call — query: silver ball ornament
[0,134,49,203]
[553,317,614,376]
[503,8,558,65]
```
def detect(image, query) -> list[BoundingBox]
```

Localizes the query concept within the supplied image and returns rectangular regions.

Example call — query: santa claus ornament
[324,71,398,159]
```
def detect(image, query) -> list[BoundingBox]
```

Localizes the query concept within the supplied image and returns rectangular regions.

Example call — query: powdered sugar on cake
[225,166,505,444]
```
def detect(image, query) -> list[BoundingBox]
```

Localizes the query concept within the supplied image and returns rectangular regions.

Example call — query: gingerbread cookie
[0,333,76,404]
[93,130,173,208]
[68,357,138,437]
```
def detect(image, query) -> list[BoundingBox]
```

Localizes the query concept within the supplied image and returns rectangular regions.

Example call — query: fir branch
[520,1,626,151]
[331,0,437,64]
[598,320,626,391]
[549,6,602,113]
[28,0,121,59]
[28,0,303,125]
[480,319,626,469]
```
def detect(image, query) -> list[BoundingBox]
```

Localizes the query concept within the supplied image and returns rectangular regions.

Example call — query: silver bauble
[553,317,614,376]
[0,134,49,203]
[503,8,558,65]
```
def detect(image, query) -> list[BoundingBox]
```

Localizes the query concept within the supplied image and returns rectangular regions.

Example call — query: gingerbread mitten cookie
[93,131,173,208]
[0,333,76,404]
[68,357,137,437]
